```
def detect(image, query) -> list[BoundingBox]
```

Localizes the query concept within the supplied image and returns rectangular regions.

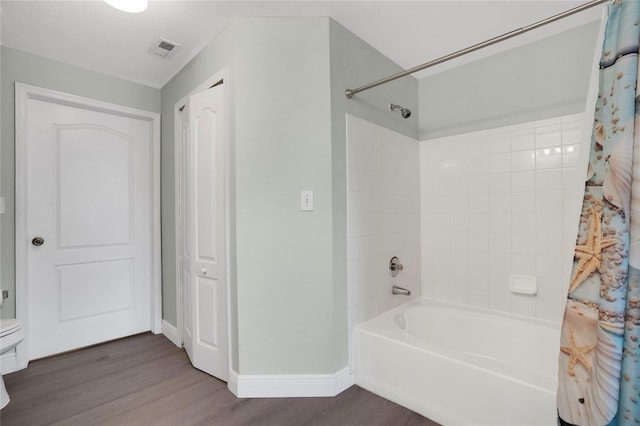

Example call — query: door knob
[201,268,207,275]
[32,237,45,246]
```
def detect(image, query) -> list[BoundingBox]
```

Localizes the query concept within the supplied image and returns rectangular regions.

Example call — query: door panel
[57,125,132,248]
[57,259,133,321]
[180,103,194,361]
[181,83,228,381]
[25,97,152,360]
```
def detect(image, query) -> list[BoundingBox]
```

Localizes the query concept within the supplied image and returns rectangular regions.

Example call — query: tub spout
[392,285,411,296]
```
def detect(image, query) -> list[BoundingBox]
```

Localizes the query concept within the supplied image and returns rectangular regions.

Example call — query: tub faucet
[392,285,411,296]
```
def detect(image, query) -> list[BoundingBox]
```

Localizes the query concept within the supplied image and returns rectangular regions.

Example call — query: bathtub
[352,298,561,426]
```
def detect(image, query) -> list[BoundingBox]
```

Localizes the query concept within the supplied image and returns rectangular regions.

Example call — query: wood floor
[1,333,439,426]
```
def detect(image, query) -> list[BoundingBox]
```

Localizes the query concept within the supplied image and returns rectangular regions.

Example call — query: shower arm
[345,0,609,99]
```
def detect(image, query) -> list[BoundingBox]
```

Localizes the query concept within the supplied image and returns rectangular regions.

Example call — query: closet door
[184,83,228,381]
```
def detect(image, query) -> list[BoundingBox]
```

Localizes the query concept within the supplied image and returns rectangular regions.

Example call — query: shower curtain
[557,1,640,425]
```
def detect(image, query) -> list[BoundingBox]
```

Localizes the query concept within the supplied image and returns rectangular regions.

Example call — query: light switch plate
[300,190,314,211]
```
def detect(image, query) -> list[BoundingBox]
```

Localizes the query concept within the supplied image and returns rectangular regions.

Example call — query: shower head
[389,103,411,119]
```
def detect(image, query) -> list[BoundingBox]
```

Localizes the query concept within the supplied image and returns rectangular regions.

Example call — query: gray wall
[160,24,236,368]
[233,17,335,374]
[0,46,160,319]
[160,17,418,375]
[419,21,601,140]
[159,24,234,328]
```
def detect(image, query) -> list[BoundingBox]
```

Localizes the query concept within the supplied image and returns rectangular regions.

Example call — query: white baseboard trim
[161,320,181,348]
[227,367,354,398]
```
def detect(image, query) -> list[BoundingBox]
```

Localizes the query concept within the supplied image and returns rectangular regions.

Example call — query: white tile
[426,140,451,159]
[561,115,583,142]
[468,232,490,252]
[490,232,512,254]
[536,212,563,235]
[535,148,562,169]
[433,177,454,197]
[535,124,562,148]
[489,152,511,173]
[432,160,451,177]
[537,276,565,302]
[536,234,564,258]
[450,175,469,194]
[469,269,490,290]
[489,172,512,193]
[512,192,536,213]
[450,286,469,304]
[512,213,536,232]
[450,137,470,158]
[489,272,510,292]
[433,249,451,269]
[469,213,490,232]
[536,255,564,279]
[469,194,489,213]
[421,280,433,297]
[562,144,580,167]
[562,167,578,191]
[512,171,535,192]
[432,284,450,300]
[511,233,536,255]
[561,113,584,126]
[469,289,489,308]
[450,195,470,212]
[511,294,536,317]
[430,231,450,250]
[489,213,511,233]
[489,193,512,213]
[450,158,470,176]
[536,169,562,191]
[510,121,535,132]
[489,291,511,313]
[489,133,511,153]
[468,174,489,194]
[450,213,469,232]
[347,278,376,307]
[468,250,490,271]
[467,156,489,176]
[535,298,565,322]
[536,117,561,128]
[536,191,563,213]
[490,252,512,273]
[468,139,489,157]
[511,150,536,171]
[450,231,470,250]
[511,254,536,275]
[510,129,535,151]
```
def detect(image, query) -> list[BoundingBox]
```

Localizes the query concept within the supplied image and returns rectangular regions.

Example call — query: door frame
[15,83,162,369]
[173,68,231,352]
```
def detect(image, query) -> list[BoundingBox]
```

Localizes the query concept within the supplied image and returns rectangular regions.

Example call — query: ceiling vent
[150,38,179,59]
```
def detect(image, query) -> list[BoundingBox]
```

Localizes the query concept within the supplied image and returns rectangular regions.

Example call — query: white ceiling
[0,1,605,89]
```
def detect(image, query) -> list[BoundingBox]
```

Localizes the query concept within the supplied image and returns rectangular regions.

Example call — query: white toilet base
[0,376,9,409]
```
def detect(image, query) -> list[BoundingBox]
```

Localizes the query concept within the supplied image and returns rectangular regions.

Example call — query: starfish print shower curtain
[557,1,640,425]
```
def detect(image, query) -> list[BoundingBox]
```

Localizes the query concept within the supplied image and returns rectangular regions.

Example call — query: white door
[182,83,228,380]
[23,91,154,360]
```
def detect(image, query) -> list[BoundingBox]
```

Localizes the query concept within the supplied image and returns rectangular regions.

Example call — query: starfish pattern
[561,328,597,377]
[568,208,617,293]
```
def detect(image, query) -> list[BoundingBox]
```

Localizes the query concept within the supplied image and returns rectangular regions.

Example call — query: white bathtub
[352,298,561,426]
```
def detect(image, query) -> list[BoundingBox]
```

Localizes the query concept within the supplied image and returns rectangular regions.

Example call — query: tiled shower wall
[420,113,584,323]
[347,115,421,331]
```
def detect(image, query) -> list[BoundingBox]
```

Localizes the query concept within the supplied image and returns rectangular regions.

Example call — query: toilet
[0,318,24,409]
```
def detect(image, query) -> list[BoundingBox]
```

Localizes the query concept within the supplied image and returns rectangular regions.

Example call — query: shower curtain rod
[345,0,609,99]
